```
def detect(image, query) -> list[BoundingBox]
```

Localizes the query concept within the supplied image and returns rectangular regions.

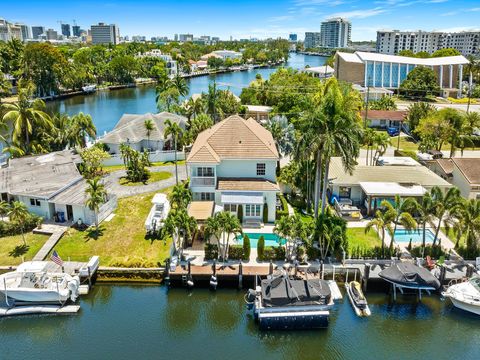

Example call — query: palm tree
[85,177,107,233]
[8,201,30,245]
[185,96,205,120]
[164,119,184,185]
[380,196,417,247]
[71,112,96,148]
[119,143,132,167]
[1,81,52,153]
[204,82,222,122]
[144,118,156,151]
[165,209,198,257]
[169,184,192,209]
[451,198,480,252]
[204,214,221,245]
[409,192,436,256]
[365,208,396,258]
[171,74,189,98]
[0,200,10,218]
[188,113,213,140]
[371,131,391,165]
[363,127,375,166]
[429,186,461,246]
[274,215,293,260]
[264,116,295,157]
[217,211,242,261]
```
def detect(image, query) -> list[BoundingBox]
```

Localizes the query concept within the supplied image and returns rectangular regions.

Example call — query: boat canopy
[379,262,441,290]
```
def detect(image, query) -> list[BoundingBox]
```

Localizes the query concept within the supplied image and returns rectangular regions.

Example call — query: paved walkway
[105,164,187,198]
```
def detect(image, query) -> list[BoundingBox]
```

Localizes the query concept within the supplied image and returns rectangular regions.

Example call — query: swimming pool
[235,233,286,248]
[393,229,436,244]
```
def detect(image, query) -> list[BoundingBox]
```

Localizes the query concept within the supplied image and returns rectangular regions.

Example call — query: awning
[360,182,426,197]
[187,201,214,221]
[221,192,264,205]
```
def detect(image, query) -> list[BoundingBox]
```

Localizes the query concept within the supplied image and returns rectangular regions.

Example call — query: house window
[256,163,266,176]
[30,198,41,207]
[245,204,261,217]
[339,187,351,199]
[224,204,237,212]
[199,192,214,201]
[197,167,214,177]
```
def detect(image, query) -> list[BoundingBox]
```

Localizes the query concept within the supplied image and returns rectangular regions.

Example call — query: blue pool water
[394,229,436,244]
[236,233,286,248]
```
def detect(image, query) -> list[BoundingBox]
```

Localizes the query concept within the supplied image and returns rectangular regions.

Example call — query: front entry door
[66,205,74,221]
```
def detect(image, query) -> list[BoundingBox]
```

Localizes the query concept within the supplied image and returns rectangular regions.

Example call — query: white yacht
[145,193,170,234]
[443,277,480,316]
[0,262,80,304]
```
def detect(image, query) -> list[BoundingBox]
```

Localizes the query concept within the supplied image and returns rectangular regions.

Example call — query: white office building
[320,17,351,48]
[376,30,480,56]
[91,23,120,45]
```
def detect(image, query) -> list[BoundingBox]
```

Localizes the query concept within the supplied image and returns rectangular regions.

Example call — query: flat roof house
[328,157,451,216]
[335,51,469,98]
[99,112,187,155]
[187,115,279,224]
[0,150,116,225]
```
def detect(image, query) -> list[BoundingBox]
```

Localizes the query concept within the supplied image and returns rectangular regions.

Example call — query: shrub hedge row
[0,214,42,237]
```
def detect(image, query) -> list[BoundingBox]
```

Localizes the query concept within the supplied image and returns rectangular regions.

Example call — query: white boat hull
[449,297,480,316]
[0,288,69,303]
[345,283,371,317]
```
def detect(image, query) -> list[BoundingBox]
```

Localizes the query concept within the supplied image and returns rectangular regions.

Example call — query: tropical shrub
[263,204,268,223]
[228,245,244,260]
[262,246,285,261]
[243,234,251,260]
[456,245,480,260]
[257,235,265,260]
[237,205,243,223]
[204,243,219,260]
[410,245,446,259]
[276,195,289,220]
[0,214,42,237]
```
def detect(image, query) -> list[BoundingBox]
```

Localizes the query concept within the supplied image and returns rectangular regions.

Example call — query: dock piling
[363,263,371,293]
[269,260,273,275]
[439,265,446,286]
[238,262,243,289]
[320,261,324,280]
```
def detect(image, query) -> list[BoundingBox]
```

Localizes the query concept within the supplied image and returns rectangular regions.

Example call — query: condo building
[376,30,480,56]
[304,32,321,49]
[91,23,120,45]
[320,17,351,48]
[31,26,45,39]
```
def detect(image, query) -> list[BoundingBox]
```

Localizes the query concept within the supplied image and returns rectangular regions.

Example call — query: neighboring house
[303,65,335,79]
[245,105,273,123]
[328,157,451,215]
[426,158,480,199]
[136,49,178,76]
[0,150,116,225]
[99,112,187,155]
[201,50,242,61]
[360,110,408,130]
[187,115,279,223]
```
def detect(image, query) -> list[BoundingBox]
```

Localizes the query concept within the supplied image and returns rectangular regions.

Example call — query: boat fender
[210,275,218,289]
[187,279,194,288]
[246,289,257,303]
[255,286,262,294]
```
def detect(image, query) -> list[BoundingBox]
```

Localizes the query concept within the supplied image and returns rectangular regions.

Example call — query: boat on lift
[0,262,80,304]
[145,193,170,234]
[345,281,371,317]
[443,277,480,316]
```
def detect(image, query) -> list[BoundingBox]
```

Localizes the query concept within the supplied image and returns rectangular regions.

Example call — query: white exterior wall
[216,159,276,182]
[451,167,476,199]
[15,195,52,219]
[330,185,363,204]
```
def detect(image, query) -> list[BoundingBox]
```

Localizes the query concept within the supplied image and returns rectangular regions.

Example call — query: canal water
[1,284,479,360]
[46,53,327,135]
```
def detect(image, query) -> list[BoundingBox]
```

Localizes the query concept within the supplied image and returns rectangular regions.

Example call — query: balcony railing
[191,176,215,187]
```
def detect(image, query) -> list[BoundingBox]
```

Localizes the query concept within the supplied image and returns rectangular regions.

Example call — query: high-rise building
[45,28,58,40]
[32,26,45,39]
[0,19,23,41]
[178,34,193,42]
[90,23,120,44]
[289,33,297,42]
[320,17,351,48]
[376,29,480,56]
[72,25,81,37]
[61,23,71,37]
[304,32,321,49]
[16,24,31,40]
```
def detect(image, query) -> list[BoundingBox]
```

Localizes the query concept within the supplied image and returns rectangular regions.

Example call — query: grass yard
[119,171,171,186]
[53,189,173,267]
[0,233,50,265]
[347,227,381,251]
[103,160,186,174]
[390,136,419,152]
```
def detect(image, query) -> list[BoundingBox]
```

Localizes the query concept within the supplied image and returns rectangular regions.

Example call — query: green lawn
[346,227,381,251]
[0,233,50,265]
[52,189,173,267]
[390,136,419,151]
[103,160,186,174]
[119,171,171,186]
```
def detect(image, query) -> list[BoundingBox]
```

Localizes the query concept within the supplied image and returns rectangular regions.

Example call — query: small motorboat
[145,193,170,234]
[81,84,96,93]
[443,277,480,316]
[0,262,80,304]
[345,281,371,317]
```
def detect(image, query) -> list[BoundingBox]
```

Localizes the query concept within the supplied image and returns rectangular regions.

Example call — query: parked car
[427,149,443,159]
[387,126,400,137]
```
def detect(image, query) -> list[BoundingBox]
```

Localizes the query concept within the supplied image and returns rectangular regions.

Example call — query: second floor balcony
[190,176,216,187]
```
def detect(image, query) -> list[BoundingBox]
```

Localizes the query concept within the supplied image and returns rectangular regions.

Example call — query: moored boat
[82,84,96,93]
[443,277,480,316]
[145,193,170,234]
[345,281,371,317]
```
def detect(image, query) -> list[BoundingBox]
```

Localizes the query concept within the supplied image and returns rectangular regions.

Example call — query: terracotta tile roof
[451,158,480,184]
[360,110,407,122]
[217,178,280,191]
[187,115,279,163]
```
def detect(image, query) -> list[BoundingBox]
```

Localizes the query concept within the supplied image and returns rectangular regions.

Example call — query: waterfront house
[303,65,335,79]
[201,50,242,61]
[327,157,451,216]
[0,150,116,225]
[334,51,469,98]
[426,158,480,199]
[99,112,187,155]
[187,115,279,224]
[360,110,408,130]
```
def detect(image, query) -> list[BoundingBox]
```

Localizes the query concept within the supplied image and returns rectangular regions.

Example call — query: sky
[2,0,480,41]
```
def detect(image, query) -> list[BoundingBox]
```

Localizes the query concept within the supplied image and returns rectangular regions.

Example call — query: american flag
[51,250,64,266]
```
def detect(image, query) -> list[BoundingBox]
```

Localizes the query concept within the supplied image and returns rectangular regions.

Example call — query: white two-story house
[187,115,279,223]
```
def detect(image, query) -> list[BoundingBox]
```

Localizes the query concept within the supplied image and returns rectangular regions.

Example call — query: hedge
[263,203,268,223]
[237,205,243,223]
[454,245,479,260]
[0,214,42,237]
[276,194,289,220]
[257,235,265,260]
[228,245,244,260]
[262,246,285,261]
[243,234,251,260]
[204,243,219,260]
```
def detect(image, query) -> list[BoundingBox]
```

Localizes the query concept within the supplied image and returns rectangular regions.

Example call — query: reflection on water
[1,284,479,359]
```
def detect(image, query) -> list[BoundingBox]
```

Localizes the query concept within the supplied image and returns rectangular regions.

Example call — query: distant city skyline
[2,0,480,41]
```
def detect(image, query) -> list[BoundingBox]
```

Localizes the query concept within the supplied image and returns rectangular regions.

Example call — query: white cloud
[268,15,294,22]
[326,7,387,19]
[293,0,346,7]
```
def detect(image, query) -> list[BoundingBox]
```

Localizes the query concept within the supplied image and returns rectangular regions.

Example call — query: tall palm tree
[380,196,417,247]
[164,119,184,184]
[169,183,192,210]
[188,113,213,141]
[0,200,10,218]
[365,208,396,258]
[429,186,461,246]
[363,127,375,166]
[8,201,30,245]
[144,118,156,151]
[85,177,107,233]
[119,143,132,167]
[217,211,242,261]
[451,198,480,252]
[171,74,189,98]
[371,131,391,165]
[204,82,222,122]
[71,112,96,148]
[204,214,221,245]
[274,215,293,260]
[185,96,205,120]
[1,81,52,152]
[409,192,436,256]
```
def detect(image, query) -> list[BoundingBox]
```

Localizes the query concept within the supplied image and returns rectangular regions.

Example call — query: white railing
[102,150,185,166]
[190,176,215,187]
